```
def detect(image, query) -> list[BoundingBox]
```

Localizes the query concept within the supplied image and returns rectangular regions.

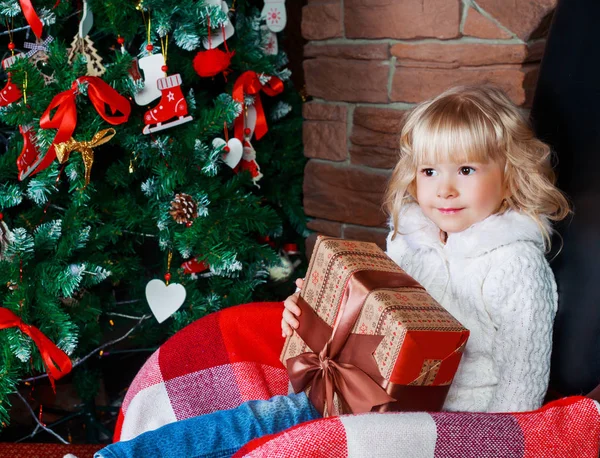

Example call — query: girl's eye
[459,166,475,176]
[420,168,437,177]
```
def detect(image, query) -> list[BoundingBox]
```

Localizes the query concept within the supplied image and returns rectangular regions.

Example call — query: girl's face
[415,160,508,234]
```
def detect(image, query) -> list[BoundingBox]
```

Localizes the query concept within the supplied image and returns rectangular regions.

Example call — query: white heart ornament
[145,279,186,323]
[214,137,243,168]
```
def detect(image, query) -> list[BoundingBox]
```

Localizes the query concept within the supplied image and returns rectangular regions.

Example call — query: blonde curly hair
[383,85,571,248]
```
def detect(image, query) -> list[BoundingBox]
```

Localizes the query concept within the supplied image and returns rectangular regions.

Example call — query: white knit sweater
[386,203,557,413]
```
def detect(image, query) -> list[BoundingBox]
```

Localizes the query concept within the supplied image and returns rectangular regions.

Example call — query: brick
[390,43,527,67]
[353,106,405,134]
[344,0,460,39]
[351,124,399,150]
[304,43,389,61]
[463,7,512,39]
[303,161,389,226]
[350,145,398,169]
[390,65,534,106]
[476,0,557,41]
[349,107,404,165]
[304,58,390,103]
[343,225,389,249]
[352,107,406,135]
[303,121,347,161]
[303,102,347,122]
[306,219,343,237]
[302,3,343,40]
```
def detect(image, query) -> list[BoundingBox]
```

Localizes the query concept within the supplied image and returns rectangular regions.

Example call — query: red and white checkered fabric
[114,302,289,442]
[235,396,600,457]
[116,302,600,458]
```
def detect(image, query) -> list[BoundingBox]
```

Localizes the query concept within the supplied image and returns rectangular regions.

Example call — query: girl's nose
[437,180,457,198]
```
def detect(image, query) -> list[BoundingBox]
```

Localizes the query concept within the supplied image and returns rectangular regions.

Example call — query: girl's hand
[282,278,304,338]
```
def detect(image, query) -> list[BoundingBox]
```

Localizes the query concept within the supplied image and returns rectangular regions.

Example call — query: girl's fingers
[283,309,300,330]
[295,278,304,288]
[281,319,293,337]
[283,295,301,316]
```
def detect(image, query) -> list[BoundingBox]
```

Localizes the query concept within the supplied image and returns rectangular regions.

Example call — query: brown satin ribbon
[287,269,424,416]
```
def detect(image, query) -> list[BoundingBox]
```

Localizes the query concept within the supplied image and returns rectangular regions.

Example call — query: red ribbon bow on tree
[232,71,283,141]
[0,307,72,390]
[31,76,131,177]
[19,0,44,39]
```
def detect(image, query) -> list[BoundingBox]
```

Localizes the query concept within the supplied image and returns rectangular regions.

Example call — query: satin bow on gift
[287,270,424,416]
[232,71,284,141]
[0,307,72,391]
[55,128,116,186]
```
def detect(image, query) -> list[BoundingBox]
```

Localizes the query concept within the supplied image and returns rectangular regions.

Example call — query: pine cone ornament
[169,193,198,225]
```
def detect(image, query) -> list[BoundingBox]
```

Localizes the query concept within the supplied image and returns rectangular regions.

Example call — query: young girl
[96,85,570,457]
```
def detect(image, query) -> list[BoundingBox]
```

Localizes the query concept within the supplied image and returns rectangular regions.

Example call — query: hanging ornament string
[140,8,154,53]
[160,34,168,75]
[164,250,173,285]
[5,18,15,56]
[22,71,27,105]
[207,17,212,49]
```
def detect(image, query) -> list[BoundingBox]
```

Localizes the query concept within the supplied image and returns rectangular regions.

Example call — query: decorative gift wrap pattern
[280,236,469,415]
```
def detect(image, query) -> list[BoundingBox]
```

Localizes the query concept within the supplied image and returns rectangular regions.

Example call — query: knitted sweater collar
[393,202,547,258]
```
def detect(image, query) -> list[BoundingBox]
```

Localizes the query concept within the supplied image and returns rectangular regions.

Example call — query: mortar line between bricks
[340,0,346,38]
[308,158,393,175]
[459,0,469,34]
[310,98,415,110]
[469,0,522,42]
[346,104,354,162]
[305,37,525,46]
[387,56,397,102]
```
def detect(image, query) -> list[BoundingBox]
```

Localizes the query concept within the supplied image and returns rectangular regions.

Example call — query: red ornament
[17,125,44,181]
[142,74,193,134]
[223,145,230,153]
[7,42,15,51]
[283,243,299,254]
[0,76,22,107]
[193,48,234,78]
[117,36,125,45]
[146,44,154,52]
[181,258,209,275]
[164,272,172,282]
[161,65,168,73]
[244,128,251,136]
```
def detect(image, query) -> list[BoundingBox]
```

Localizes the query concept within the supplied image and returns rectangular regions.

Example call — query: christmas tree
[0,0,306,432]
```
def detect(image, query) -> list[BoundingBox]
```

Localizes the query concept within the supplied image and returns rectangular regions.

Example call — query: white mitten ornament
[262,0,287,33]
[202,1,235,49]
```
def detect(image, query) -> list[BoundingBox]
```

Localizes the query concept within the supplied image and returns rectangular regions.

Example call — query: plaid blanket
[115,302,600,457]
[114,302,289,442]
[235,396,600,457]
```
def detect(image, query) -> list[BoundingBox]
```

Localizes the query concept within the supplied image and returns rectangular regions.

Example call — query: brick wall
[301,0,557,253]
